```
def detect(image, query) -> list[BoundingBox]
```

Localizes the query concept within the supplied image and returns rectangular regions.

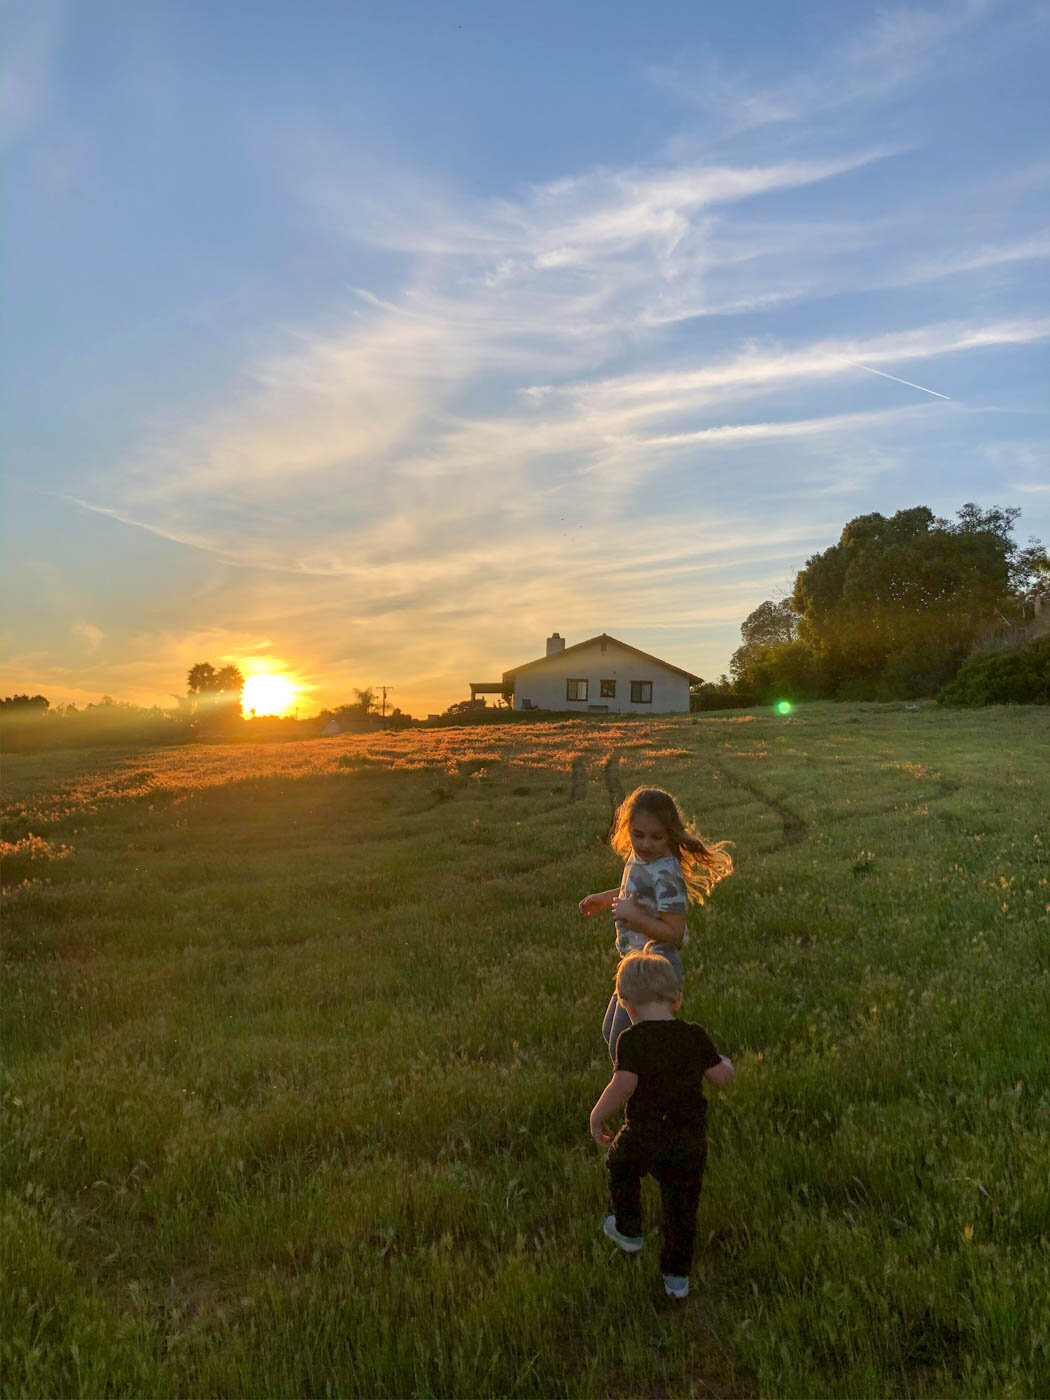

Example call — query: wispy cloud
[1,0,66,149]
[650,0,992,135]
[642,405,933,447]
[70,621,104,650]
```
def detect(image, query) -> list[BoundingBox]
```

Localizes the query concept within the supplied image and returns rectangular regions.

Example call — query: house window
[566,679,588,702]
[600,679,616,697]
[630,681,653,704]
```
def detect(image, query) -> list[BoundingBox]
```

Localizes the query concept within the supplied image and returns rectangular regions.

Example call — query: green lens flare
[776,700,792,715]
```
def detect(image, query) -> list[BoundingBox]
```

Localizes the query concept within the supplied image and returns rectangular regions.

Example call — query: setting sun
[242,673,297,717]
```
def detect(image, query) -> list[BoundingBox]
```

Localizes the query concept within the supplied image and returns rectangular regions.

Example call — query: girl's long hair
[610,786,732,905]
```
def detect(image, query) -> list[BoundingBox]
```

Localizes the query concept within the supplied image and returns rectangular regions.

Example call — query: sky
[3,0,1049,718]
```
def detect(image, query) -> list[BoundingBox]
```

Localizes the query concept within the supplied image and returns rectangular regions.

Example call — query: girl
[579,786,732,1061]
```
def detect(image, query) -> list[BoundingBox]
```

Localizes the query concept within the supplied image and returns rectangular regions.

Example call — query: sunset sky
[4,0,1049,717]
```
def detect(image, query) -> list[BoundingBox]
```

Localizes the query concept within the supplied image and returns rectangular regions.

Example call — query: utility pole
[372,685,393,717]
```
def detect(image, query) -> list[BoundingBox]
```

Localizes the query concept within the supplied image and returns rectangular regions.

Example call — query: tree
[186,660,244,725]
[730,599,798,685]
[727,503,1047,702]
[187,662,244,699]
[187,663,216,695]
[1,694,49,712]
[790,504,1041,696]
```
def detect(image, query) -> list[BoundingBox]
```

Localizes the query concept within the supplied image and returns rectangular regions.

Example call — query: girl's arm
[610,897,686,949]
[579,888,619,917]
[589,1070,638,1147]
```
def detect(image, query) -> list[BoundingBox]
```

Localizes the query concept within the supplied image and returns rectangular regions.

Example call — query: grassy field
[2,703,1048,1399]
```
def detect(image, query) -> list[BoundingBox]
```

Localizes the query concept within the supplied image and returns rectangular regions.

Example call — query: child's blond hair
[610,786,732,904]
[616,942,682,1007]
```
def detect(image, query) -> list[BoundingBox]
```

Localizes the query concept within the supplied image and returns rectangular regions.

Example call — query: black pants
[607,1129,707,1277]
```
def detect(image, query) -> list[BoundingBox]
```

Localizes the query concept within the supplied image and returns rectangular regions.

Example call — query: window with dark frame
[600,679,616,697]
[630,680,653,703]
[566,679,588,702]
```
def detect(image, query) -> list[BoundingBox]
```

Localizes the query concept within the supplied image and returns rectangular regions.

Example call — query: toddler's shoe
[663,1275,689,1299]
[602,1215,644,1253]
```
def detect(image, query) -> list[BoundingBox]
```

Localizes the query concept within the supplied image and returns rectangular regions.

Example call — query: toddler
[589,943,734,1299]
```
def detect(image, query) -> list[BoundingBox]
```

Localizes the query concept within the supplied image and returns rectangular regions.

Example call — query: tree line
[0,668,420,752]
[701,503,1049,707]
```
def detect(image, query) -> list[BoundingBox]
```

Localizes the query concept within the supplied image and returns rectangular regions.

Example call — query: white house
[488,633,700,714]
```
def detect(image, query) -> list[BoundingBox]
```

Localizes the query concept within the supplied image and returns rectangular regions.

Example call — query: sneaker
[663,1275,689,1299]
[602,1215,644,1253]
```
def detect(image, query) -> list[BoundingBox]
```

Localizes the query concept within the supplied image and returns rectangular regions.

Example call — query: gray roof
[503,633,700,685]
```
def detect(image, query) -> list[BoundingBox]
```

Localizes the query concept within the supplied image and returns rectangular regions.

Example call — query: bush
[742,640,827,704]
[937,635,1050,707]
[690,684,756,711]
[0,705,188,753]
[873,642,970,700]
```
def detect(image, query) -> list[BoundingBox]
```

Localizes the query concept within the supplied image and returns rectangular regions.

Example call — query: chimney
[546,632,565,656]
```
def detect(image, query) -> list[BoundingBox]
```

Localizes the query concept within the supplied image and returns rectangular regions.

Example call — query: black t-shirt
[614,1019,723,1135]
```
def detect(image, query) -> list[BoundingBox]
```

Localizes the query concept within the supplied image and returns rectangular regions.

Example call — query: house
[493,633,700,714]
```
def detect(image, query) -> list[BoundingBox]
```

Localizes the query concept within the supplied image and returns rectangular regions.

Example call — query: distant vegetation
[0,696,185,753]
[183,661,245,729]
[0,672,422,754]
[726,503,1049,706]
[937,634,1050,707]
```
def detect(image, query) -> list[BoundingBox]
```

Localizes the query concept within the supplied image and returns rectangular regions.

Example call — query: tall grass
[2,704,1048,1397]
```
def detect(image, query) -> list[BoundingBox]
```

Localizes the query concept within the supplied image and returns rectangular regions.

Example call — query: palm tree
[185,662,244,727]
[187,662,217,694]
[214,665,245,698]
[186,662,243,697]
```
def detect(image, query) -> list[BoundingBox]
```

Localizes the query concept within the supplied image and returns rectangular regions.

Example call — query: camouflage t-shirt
[615,855,689,954]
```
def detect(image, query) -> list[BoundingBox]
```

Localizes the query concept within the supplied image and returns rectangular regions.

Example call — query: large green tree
[790,504,1044,695]
[732,504,1048,702]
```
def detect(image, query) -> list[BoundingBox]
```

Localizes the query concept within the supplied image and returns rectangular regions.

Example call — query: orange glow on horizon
[242,673,298,717]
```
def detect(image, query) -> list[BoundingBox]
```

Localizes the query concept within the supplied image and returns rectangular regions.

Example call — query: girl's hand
[579,893,607,918]
[611,894,643,926]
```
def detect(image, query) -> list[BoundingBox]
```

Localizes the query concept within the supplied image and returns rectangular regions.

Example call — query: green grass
[2,704,1048,1398]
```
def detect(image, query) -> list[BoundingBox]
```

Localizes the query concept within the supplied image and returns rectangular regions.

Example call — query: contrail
[845,359,951,400]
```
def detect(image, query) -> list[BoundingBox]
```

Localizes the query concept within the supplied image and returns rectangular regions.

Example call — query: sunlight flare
[242,673,297,717]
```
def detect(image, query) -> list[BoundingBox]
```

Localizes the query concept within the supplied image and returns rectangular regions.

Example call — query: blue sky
[4,0,1049,715]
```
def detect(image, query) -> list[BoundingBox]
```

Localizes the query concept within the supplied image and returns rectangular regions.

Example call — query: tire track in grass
[570,756,588,802]
[605,745,805,852]
[602,754,625,826]
[711,759,806,848]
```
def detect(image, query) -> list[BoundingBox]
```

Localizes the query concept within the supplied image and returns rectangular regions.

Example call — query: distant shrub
[740,640,827,703]
[423,708,582,728]
[690,684,756,711]
[0,704,187,753]
[937,635,1050,707]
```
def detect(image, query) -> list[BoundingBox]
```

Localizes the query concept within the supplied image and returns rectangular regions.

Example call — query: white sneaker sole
[602,1215,644,1253]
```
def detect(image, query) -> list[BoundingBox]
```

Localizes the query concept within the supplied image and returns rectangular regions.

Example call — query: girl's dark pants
[607,1128,707,1277]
